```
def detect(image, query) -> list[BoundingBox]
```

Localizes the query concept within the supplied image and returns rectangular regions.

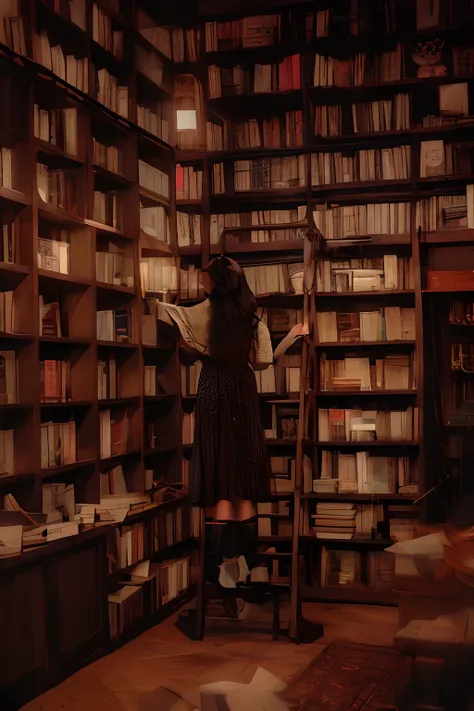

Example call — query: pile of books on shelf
[311,146,411,186]
[96,247,133,287]
[92,3,123,60]
[177,212,201,247]
[97,308,130,342]
[315,452,418,495]
[140,257,177,294]
[314,201,411,239]
[233,155,306,190]
[176,165,203,200]
[138,160,170,200]
[319,353,415,392]
[137,104,170,143]
[316,307,416,343]
[96,68,128,118]
[389,505,417,541]
[171,26,200,62]
[312,502,357,540]
[318,407,418,442]
[33,34,89,92]
[316,256,414,293]
[40,359,70,402]
[41,421,76,468]
[205,15,280,51]
[34,105,78,155]
[38,237,70,274]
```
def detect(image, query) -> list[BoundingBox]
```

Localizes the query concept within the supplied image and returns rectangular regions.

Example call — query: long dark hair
[206,257,257,369]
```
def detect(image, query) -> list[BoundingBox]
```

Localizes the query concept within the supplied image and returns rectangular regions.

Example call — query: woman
[157,256,303,595]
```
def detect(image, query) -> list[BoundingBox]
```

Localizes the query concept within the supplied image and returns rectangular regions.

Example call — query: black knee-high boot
[238,517,258,575]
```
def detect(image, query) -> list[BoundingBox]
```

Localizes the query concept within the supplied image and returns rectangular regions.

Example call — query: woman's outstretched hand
[274,323,308,361]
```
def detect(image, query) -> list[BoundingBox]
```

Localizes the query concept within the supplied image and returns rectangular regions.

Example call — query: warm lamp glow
[176,109,197,130]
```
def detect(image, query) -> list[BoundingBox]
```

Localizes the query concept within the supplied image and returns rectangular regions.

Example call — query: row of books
[93,138,120,174]
[210,207,307,244]
[179,267,206,302]
[319,354,415,392]
[38,237,70,275]
[144,366,158,397]
[97,309,130,342]
[205,15,280,52]
[140,257,177,294]
[243,262,304,297]
[34,105,78,156]
[108,557,190,640]
[351,95,411,134]
[100,408,130,460]
[450,301,474,325]
[33,33,90,93]
[0,1,26,54]
[176,165,203,200]
[114,523,146,570]
[311,146,411,185]
[92,3,123,60]
[316,256,415,293]
[96,68,128,118]
[255,365,301,395]
[0,350,17,404]
[93,190,117,228]
[317,308,416,343]
[96,247,134,287]
[0,291,15,333]
[208,54,300,97]
[306,1,399,38]
[181,363,201,397]
[170,26,200,62]
[140,205,169,242]
[0,222,16,264]
[41,421,76,469]
[137,104,170,143]
[211,113,304,152]
[313,202,411,239]
[37,164,76,213]
[138,160,170,200]
[313,46,403,88]
[137,45,164,88]
[177,213,201,247]
[44,0,86,31]
[419,139,471,179]
[0,429,13,476]
[265,402,299,440]
[316,452,417,495]
[233,155,306,191]
[317,407,418,442]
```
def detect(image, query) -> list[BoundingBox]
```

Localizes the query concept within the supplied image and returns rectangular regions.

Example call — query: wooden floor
[22,602,399,711]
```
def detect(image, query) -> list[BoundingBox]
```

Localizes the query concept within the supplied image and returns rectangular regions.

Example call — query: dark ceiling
[141,0,313,24]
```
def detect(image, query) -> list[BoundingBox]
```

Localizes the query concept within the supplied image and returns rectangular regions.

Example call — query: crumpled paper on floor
[138,666,289,711]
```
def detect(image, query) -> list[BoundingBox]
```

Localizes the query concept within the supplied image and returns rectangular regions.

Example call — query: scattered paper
[386,531,452,560]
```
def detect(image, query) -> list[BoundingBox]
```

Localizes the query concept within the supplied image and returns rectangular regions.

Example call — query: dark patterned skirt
[190,359,271,507]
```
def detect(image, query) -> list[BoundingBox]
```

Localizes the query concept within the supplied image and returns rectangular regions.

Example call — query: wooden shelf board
[312,179,412,197]
[213,187,306,203]
[0,472,35,488]
[315,440,419,448]
[0,185,29,208]
[144,394,178,402]
[178,245,202,256]
[316,390,416,396]
[423,228,474,245]
[221,239,305,254]
[315,290,415,298]
[84,219,132,238]
[96,340,139,349]
[258,536,292,544]
[37,204,84,228]
[301,534,393,547]
[144,445,179,456]
[100,450,141,468]
[0,402,33,410]
[93,164,134,187]
[98,396,140,407]
[0,262,30,290]
[40,335,92,347]
[316,340,416,348]
[38,269,92,291]
[41,458,96,478]
[302,492,418,501]
[301,585,396,606]
[266,438,298,446]
[40,400,93,408]
[36,139,83,168]
[323,234,411,247]
[109,533,191,579]
[140,232,174,256]
[0,331,34,344]
[136,70,172,99]
[95,281,136,296]
[139,187,171,206]
[176,199,203,207]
